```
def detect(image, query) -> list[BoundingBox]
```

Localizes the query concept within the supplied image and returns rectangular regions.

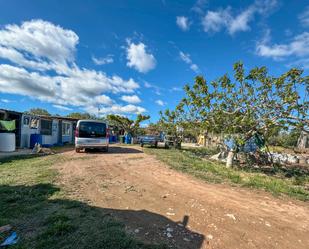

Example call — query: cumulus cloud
[85,104,146,115]
[126,40,156,73]
[155,99,165,106]
[299,6,309,27]
[0,19,144,115]
[202,0,278,35]
[92,55,114,65]
[176,16,190,31]
[120,95,141,104]
[179,51,199,73]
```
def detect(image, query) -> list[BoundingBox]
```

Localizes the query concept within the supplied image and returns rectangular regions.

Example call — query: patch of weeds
[144,147,309,201]
[42,213,75,237]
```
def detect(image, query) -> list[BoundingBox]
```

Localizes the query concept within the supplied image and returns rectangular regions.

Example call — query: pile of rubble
[270,152,309,165]
[209,151,309,167]
[31,143,55,155]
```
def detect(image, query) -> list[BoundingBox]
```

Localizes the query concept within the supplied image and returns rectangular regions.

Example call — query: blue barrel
[30,134,42,148]
[125,134,132,144]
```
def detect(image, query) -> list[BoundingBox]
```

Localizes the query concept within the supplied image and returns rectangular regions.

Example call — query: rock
[166,232,173,238]
[225,213,236,220]
[210,152,222,161]
[134,229,140,233]
[265,222,271,227]
[287,155,299,164]
[206,234,213,241]
[166,212,175,216]
[166,227,174,232]
[183,237,191,242]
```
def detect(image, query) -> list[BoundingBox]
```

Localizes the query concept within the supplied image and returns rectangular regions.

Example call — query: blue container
[125,134,132,144]
[30,134,42,148]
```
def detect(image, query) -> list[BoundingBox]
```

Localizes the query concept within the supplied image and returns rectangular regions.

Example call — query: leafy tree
[27,108,51,116]
[268,128,301,148]
[107,114,150,136]
[168,62,308,166]
[158,109,184,148]
[67,112,95,120]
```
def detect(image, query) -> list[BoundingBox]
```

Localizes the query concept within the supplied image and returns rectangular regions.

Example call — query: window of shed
[23,116,30,126]
[41,119,52,135]
[62,122,71,136]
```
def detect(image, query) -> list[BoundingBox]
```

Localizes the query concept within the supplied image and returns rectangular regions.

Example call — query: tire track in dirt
[55,145,309,249]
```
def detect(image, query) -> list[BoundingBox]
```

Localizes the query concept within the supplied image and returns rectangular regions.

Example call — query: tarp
[0,120,16,131]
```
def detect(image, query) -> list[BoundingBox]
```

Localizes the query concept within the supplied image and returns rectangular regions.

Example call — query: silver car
[75,120,109,152]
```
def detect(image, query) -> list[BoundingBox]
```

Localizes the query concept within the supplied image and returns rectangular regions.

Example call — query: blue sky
[0,0,308,122]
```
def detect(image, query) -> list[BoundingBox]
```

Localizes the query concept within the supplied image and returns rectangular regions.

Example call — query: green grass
[0,154,167,249]
[144,147,309,201]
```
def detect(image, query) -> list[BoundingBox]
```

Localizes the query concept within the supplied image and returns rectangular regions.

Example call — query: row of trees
[159,62,308,166]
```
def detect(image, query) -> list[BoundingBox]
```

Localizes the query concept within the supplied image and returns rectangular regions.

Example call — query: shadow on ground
[84,146,143,154]
[0,184,204,249]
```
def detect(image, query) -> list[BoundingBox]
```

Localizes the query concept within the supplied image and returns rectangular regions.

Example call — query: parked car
[75,120,109,152]
[140,135,159,147]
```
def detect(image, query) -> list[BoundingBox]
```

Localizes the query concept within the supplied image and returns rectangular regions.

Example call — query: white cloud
[126,40,156,73]
[202,7,254,35]
[0,20,144,115]
[143,81,162,95]
[299,6,309,27]
[179,51,192,64]
[256,32,309,59]
[256,31,309,69]
[0,99,11,103]
[176,16,190,31]
[202,9,230,33]
[94,95,113,105]
[85,104,146,115]
[120,95,141,104]
[53,104,72,111]
[202,1,278,35]
[191,0,208,14]
[155,99,165,106]
[179,51,199,73]
[171,87,182,92]
[92,55,114,65]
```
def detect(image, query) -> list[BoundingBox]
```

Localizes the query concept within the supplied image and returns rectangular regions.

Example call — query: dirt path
[55,145,309,249]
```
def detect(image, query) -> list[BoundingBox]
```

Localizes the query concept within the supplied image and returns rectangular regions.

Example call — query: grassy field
[0,154,166,249]
[144,147,309,201]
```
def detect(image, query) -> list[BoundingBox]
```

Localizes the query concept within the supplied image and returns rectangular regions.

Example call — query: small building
[0,109,78,149]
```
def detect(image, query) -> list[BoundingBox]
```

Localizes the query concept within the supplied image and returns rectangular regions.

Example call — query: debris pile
[31,143,55,155]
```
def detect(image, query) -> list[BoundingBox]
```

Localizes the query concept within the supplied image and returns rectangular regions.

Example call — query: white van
[75,120,109,152]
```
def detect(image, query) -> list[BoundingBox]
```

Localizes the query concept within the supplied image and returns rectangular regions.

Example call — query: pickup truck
[139,135,159,147]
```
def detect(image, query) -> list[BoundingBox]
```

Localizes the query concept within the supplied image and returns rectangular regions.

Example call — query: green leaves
[161,62,309,146]
[106,114,150,136]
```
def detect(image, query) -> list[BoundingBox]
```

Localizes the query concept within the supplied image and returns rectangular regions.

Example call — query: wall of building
[20,114,40,148]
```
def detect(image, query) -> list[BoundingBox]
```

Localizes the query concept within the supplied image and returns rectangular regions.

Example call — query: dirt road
[55,145,309,249]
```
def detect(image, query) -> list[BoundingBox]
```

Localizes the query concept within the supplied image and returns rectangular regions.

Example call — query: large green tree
[107,114,150,136]
[164,62,308,166]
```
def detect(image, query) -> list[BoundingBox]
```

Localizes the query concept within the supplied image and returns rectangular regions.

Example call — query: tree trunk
[297,131,308,150]
[226,150,235,168]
